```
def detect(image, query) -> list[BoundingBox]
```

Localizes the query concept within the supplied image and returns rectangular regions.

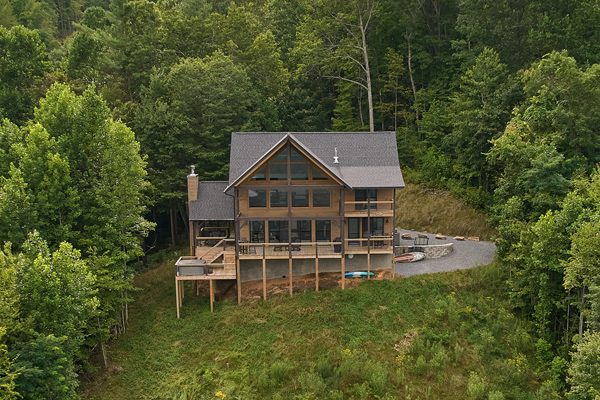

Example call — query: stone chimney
[187,165,198,203]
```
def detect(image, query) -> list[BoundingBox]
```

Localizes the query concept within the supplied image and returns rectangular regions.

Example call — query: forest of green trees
[1,0,600,398]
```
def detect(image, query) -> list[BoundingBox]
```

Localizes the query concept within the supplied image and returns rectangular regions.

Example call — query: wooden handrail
[343,200,393,204]
[240,241,338,246]
[196,239,224,259]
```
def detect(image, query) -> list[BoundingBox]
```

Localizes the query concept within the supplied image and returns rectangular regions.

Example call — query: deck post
[315,242,319,292]
[209,279,214,313]
[236,259,241,304]
[262,244,267,300]
[289,259,293,296]
[341,188,345,290]
[189,222,194,257]
[367,195,371,280]
[287,143,293,297]
[175,278,180,319]
[392,188,396,279]
[341,257,345,290]
[234,188,241,305]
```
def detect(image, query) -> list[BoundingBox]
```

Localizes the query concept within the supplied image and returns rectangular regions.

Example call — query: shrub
[269,360,292,385]
[414,355,427,375]
[467,372,486,400]
[317,359,333,379]
[297,371,326,395]
[488,390,505,400]
[364,362,388,396]
[429,345,450,371]
[454,343,465,366]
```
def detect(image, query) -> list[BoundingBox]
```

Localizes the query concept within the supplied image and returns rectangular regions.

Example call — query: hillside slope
[82,257,546,399]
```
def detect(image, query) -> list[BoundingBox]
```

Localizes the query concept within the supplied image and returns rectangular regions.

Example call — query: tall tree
[445,47,516,188]
[0,25,51,125]
[136,51,257,244]
[295,0,379,131]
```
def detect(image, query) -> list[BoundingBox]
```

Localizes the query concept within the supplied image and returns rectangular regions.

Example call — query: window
[249,189,266,207]
[348,217,360,246]
[316,220,331,242]
[250,221,265,242]
[292,189,309,207]
[250,167,266,181]
[313,189,330,207]
[291,220,311,242]
[269,220,289,242]
[361,217,384,237]
[312,166,327,180]
[290,148,305,162]
[270,189,287,207]
[269,164,287,180]
[355,189,377,210]
[291,163,309,180]
[272,151,287,162]
[369,217,384,236]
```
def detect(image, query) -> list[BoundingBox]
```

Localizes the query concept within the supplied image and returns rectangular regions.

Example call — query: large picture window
[312,166,327,180]
[291,163,309,180]
[269,164,287,180]
[316,220,331,242]
[313,189,330,207]
[251,167,266,181]
[269,221,289,242]
[270,189,287,207]
[250,221,265,242]
[291,220,311,242]
[292,189,309,207]
[249,189,266,207]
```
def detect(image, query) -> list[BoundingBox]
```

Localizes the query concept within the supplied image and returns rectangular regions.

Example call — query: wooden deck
[175,257,236,317]
[194,238,394,261]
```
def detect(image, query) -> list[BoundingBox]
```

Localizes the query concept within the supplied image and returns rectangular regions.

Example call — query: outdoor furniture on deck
[239,238,249,254]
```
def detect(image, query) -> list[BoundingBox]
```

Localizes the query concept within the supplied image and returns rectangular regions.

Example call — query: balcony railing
[237,236,393,258]
[344,200,394,213]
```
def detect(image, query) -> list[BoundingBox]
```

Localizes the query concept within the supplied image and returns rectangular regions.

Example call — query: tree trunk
[579,287,585,336]
[178,201,189,234]
[406,29,419,125]
[170,201,176,247]
[360,12,374,132]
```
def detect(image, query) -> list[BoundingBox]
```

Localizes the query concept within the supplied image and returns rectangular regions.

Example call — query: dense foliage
[2,0,600,397]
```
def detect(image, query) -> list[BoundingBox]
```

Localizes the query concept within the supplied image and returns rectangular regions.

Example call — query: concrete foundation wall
[239,254,393,282]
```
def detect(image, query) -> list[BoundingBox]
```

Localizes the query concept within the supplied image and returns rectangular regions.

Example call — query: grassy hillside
[396,184,497,241]
[81,257,545,399]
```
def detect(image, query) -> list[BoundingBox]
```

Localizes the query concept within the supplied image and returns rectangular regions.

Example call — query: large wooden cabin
[175,132,404,316]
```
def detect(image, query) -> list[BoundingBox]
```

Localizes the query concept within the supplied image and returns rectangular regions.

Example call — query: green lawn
[82,256,546,400]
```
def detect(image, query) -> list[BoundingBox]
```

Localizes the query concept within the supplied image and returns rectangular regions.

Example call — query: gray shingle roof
[189,181,234,221]
[226,132,404,191]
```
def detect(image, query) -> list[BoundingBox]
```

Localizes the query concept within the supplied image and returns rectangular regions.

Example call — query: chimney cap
[188,165,198,177]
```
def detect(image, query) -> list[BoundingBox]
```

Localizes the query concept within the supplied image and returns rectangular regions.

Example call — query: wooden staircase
[196,240,236,275]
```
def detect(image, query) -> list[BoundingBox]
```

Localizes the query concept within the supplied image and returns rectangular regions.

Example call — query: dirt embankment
[193,269,392,302]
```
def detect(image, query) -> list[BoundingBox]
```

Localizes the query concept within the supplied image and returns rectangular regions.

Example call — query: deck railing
[344,200,394,212]
[345,236,393,252]
[237,237,393,258]
[238,241,341,258]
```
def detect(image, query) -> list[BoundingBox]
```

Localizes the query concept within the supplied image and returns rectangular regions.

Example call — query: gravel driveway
[394,228,497,277]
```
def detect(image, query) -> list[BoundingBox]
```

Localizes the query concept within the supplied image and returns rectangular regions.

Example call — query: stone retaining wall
[394,243,453,259]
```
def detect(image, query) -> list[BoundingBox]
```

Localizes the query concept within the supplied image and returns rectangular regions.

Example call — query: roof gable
[226,132,404,192]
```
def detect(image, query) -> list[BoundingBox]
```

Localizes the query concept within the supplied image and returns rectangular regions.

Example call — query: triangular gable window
[242,140,337,184]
